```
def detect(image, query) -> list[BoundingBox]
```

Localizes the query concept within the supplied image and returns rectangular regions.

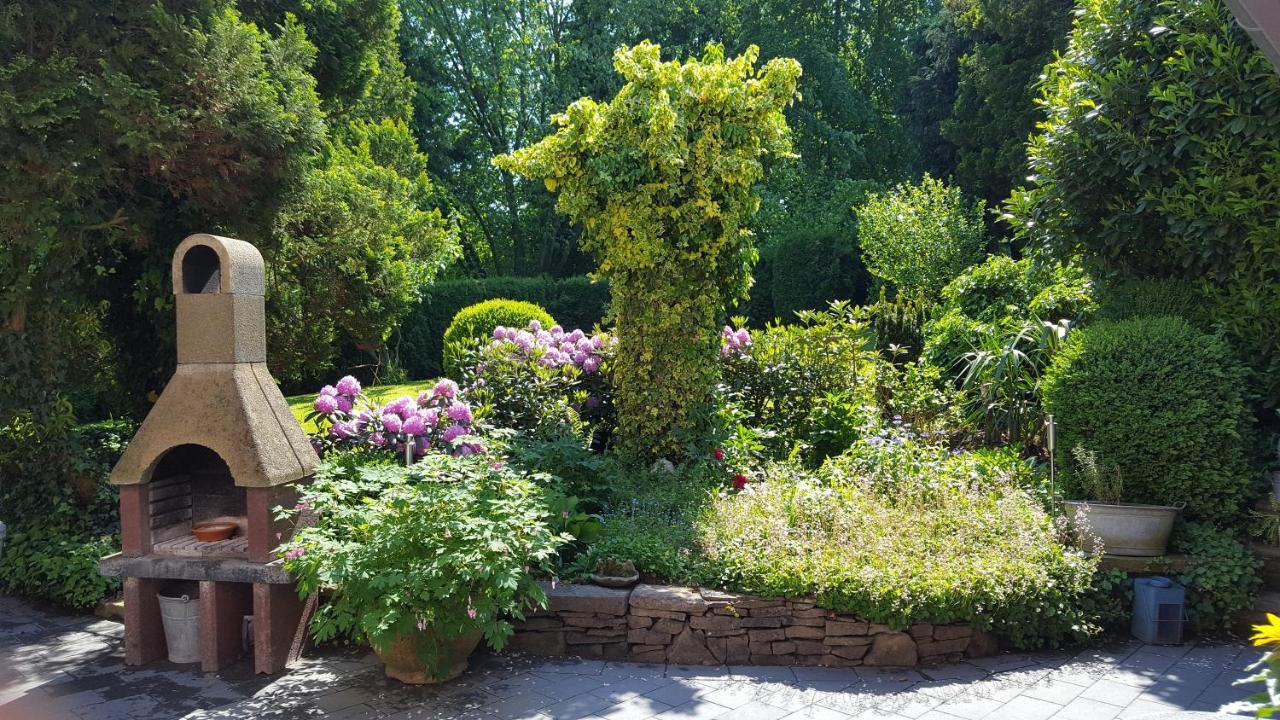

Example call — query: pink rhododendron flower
[441,424,467,443]
[335,375,361,396]
[432,378,459,400]
[319,385,338,397]
[446,402,473,424]
[370,432,386,447]
[335,395,353,413]
[402,415,426,436]
[314,394,338,414]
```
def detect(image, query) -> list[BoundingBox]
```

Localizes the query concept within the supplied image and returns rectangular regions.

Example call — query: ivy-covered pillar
[496,42,800,460]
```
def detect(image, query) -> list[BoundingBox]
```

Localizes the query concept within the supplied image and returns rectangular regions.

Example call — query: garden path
[0,595,1259,720]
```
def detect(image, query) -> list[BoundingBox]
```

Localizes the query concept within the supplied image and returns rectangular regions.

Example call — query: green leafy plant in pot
[1061,446,1179,557]
[279,456,571,683]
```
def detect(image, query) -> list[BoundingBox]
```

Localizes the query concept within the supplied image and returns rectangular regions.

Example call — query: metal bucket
[158,585,200,664]
[1062,500,1179,557]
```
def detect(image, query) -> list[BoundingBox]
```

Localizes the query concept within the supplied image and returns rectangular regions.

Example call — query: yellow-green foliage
[494,42,801,460]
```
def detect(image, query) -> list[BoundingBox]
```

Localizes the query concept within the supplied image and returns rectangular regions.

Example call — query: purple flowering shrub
[308,375,484,460]
[719,304,883,464]
[456,321,617,442]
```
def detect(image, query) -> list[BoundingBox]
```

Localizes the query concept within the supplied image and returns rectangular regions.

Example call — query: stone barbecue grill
[100,233,318,674]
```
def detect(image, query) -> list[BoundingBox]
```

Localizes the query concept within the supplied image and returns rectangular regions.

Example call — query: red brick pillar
[247,485,297,563]
[119,484,152,556]
[254,583,304,674]
[200,581,253,672]
[123,577,166,665]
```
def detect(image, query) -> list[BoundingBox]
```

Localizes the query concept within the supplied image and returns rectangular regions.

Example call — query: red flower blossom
[713,448,725,461]
[732,473,748,490]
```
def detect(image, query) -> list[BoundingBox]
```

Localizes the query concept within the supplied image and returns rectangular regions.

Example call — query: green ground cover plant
[279,456,570,677]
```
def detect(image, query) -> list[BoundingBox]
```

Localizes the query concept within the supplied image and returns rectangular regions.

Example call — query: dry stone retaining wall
[508,583,996,667]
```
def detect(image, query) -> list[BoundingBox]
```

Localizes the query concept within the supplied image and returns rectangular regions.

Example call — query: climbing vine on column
[495,41,801,460]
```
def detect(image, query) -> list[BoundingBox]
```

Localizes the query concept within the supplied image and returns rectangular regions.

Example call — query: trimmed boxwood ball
[1041,316,1253,523]
[442,299,555,378]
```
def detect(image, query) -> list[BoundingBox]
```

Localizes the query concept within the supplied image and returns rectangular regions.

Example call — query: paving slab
[0,596,1260,720]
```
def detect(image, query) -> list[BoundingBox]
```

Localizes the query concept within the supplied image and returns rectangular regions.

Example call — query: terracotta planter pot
[1062,500,1179,557]
[373,629,483,684]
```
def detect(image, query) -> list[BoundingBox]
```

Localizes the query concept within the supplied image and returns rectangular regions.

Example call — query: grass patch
[285,381,439,432]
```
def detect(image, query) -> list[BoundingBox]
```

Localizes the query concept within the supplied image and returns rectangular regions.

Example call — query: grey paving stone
[932,694,1005,719]
[791,667,859,687]
[986,695,1060,720]
[484,687,556,717]
[652,698,733,719]
[1022,678,1088,706]
[1080,678,1146,707]
[779,704,852,719]
[1052,696,1124,720]
[528,671,612,699]
[644,679,712,708]
[595,696,675,720]
[810,688,880,717]
[590,675,672,703]
[760,685,819,712]
[541,691,616,720]
[539,658,608,675]
[700,681,769,709]
[718,700,790,720]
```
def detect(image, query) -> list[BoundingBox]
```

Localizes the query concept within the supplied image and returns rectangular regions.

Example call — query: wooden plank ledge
[1096,553,1190,574]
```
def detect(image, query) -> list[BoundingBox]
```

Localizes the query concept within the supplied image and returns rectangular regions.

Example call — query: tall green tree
[0,1,326,512]
[1006,0,1280,410]
[904,0,1072,216]
[497,42,801,460]
[400,0,577,277]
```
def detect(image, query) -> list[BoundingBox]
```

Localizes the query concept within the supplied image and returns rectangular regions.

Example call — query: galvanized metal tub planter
[1061,500,1179,557]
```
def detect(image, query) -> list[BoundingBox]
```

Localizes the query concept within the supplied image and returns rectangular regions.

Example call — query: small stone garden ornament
[591,558,639,588]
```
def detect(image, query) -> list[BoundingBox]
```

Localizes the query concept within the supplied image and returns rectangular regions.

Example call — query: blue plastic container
[1131,576,1185,645]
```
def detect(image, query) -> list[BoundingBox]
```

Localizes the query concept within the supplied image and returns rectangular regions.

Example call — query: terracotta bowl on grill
[192,521,238,543]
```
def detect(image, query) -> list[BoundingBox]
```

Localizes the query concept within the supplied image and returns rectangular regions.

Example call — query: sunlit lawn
[285,381,436,432]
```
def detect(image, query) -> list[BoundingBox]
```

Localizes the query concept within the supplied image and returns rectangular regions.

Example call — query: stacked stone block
[509,582,996,667]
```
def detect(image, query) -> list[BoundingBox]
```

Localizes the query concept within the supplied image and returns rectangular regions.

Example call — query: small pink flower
[467,596,477,620]
[314,394,338,414]
[336,375,361,396]
[713,448,725,461]
[284,547,305,561]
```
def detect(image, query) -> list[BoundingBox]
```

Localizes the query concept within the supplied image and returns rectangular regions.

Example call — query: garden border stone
[510,582,996,667]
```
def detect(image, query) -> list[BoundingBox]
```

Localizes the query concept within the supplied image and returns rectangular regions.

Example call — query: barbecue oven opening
[181,244,221,293]
[149,444,247,555]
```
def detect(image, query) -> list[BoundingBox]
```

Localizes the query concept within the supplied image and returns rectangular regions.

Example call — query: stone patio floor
[0,595,1262,720]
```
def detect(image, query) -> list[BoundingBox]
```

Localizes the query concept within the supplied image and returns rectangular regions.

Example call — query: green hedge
[1042,317,1254,523]
[396,276,611,379]
[441,299,555,378]
[1006,0,1280,406]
